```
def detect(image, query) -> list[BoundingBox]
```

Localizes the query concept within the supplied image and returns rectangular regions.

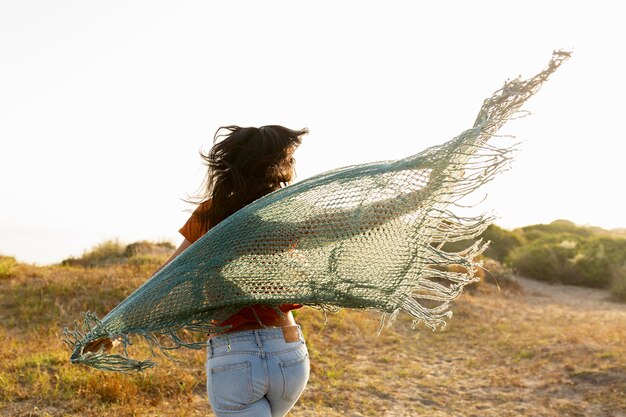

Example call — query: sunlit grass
[1,243,625,416]
[0,255,17,279]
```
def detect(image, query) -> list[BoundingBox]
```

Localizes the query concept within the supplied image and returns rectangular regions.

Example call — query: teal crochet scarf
[64,51,570,372]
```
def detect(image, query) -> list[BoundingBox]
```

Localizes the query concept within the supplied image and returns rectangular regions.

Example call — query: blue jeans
[206,326,310,417]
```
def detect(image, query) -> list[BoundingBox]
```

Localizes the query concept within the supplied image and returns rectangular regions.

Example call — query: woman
[156,125,310,416]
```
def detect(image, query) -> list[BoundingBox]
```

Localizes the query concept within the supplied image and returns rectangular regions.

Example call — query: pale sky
[1,1,624,265]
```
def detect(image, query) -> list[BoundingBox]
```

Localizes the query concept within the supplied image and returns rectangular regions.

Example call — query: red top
[179,200,302,331]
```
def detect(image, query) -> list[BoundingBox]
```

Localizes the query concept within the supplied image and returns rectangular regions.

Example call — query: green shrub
[588,236,626,265]
[610,266,626,301]
[509,239,582,284]
[480,224,524,263]
[570,238,622,288]
[509,231,626,289]
[570,254,612,288]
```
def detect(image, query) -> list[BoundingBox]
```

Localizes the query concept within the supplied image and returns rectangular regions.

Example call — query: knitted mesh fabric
[64,51,570,372]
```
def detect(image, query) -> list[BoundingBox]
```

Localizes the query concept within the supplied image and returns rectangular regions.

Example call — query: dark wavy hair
[191,125,308,229]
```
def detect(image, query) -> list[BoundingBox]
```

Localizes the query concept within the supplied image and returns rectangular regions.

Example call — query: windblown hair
[192,125,308,229]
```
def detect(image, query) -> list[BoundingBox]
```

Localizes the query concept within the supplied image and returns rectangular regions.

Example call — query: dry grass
[1,260,625,417]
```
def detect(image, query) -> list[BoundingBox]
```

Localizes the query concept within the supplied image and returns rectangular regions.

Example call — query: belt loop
[253,329,263,349]
[207,338,213,358]
[254,330,266,359]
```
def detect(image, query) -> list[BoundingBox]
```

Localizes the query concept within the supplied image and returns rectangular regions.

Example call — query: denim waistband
[208,325,303,350]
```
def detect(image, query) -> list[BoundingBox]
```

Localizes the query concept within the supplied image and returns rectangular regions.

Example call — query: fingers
[82,339,106,354]
[82,337,118,354]
[111,338,122,349]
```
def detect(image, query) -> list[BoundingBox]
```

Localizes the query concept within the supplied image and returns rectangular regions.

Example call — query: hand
[82,336,122,354]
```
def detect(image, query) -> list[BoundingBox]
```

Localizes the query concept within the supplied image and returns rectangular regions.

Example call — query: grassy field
[1,257,625,417]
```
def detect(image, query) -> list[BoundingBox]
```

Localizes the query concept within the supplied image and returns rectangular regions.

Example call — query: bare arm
[148,238,192,278]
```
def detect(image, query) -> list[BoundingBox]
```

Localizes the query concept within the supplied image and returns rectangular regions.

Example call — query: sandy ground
[513,274,626,315]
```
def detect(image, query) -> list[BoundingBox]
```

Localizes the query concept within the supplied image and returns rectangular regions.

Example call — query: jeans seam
[208,350,262,358]
[279,351,309,401]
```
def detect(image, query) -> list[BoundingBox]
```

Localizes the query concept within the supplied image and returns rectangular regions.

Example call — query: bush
[480,224,524,263]
[509,232,626,289]
[589,236,626,265]
[572,255,613,288]
[610,266,626,301]
[570,238,621,288]
[508,237,584,284]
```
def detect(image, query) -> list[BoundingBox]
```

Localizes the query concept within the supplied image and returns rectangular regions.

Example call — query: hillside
[1,255,625,416]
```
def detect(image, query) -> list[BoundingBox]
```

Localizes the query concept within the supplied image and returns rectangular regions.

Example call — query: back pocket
[209,361,253,410]
[280,354,310,401]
